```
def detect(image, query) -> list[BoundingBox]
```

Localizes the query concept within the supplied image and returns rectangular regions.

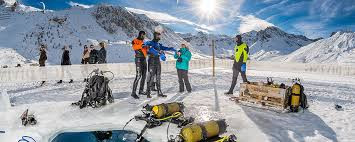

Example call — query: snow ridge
[0,5,188,65]
[281,31,355,64]
[180,26,315,60]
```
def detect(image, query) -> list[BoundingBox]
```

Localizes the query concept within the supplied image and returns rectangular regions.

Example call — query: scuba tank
[178,120,228,142]
[128,102,193,142]
[145,102,184,119]
[290,83,301,112]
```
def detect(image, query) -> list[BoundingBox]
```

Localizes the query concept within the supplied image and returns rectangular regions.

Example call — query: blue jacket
[144,41,176,58]
[174,48,191,70]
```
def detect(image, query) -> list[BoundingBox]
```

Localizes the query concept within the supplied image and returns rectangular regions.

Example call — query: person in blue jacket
[174,42,192,93]
[144,32,176,98]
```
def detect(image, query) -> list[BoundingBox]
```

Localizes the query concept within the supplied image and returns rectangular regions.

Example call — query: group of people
[81,42,107,65]
[130,31,192,99]
[38,41,108,85]
[130,31,250,99]
[38,29,250,99]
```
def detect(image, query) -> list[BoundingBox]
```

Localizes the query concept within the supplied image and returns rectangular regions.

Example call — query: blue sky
[19,0,355,38]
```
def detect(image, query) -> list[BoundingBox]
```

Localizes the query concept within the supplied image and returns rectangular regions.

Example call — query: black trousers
[146,57,161,92]
[132,57,147,93]
[177,69,191,92]
[228,61,248,92]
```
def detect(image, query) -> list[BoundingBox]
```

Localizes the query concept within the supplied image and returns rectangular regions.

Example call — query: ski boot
[57,80,63,84]
[69,80,74,83]
[131,93,140,99]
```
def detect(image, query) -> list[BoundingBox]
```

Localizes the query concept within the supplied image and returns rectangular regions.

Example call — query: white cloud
[125,7,214,31]
[68,1,94,9]
[292,22,327,38]
[238,15,275,33]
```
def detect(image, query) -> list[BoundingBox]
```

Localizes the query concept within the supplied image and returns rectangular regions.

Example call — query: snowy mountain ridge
[0,4,199,65]
[180,26,316,60]
[280,31,355,64]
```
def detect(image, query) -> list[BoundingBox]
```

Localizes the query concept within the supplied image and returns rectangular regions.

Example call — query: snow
[0,5,200,65]
[0,90,11,112]
[280,32,355,64]
[1,2,355,142]
[1,67,355,142]
[180,27,315,60]
[0,48,34,66]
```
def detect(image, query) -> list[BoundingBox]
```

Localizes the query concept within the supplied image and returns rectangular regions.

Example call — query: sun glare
[192,0,223,23]
[199,0,216,14]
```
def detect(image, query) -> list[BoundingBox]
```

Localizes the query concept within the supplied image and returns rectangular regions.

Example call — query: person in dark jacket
[174,42,192,93]
[39,44,47,86]
[97,42,107,64]
[39,44,47,67]
[89,44,98,64]
[131,31,148,99]
[144,32,176,98]
[58,46,73,84]
[225,35,249,95]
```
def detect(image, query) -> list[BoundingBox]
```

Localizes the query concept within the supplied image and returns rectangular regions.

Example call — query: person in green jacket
[174,42,192,93]
[225,35,249,95]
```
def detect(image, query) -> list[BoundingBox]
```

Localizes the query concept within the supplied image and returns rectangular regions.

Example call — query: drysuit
[144,38,176,98]
[131,37,148,99]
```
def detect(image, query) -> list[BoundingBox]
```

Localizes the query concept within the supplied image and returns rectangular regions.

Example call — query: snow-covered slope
[0,4,193,65]
[180,27,315,60]
[0,48,34,67]
[280,31,355,64]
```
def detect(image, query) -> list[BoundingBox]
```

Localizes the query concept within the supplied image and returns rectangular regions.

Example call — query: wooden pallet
[239,82,290,109]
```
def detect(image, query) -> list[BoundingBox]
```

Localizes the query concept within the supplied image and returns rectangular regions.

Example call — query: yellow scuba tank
[151,102,184,119]
[179,120,227,142]
[290,83,301,112]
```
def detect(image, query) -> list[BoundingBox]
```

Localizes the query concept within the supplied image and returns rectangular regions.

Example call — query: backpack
[72,69,114,109]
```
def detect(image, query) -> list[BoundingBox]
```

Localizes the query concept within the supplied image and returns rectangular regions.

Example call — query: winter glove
[160,53,166,61]
[177,57,182,62]
[241,63,246,72]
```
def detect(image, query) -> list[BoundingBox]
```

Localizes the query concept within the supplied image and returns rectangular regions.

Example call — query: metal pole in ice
[0,90,11,112]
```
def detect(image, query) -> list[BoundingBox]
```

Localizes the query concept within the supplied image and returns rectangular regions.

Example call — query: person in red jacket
[131,31,148,99]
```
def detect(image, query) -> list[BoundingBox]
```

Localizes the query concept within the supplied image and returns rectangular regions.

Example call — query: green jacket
[174,48,192,70]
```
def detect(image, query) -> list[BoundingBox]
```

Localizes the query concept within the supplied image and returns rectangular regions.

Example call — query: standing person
[89,44,98,64]
[81,45,90,82]
[39,44,47,86]
[81,45,90,64]
[57,46,73,84]
[225,35,249,95]
[144,32,176,98]
[131,31,148,99]
[174,42,192,93]
[97,42,107,64]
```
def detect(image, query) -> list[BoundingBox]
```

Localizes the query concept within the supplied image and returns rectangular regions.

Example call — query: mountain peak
[330,30,354,37]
